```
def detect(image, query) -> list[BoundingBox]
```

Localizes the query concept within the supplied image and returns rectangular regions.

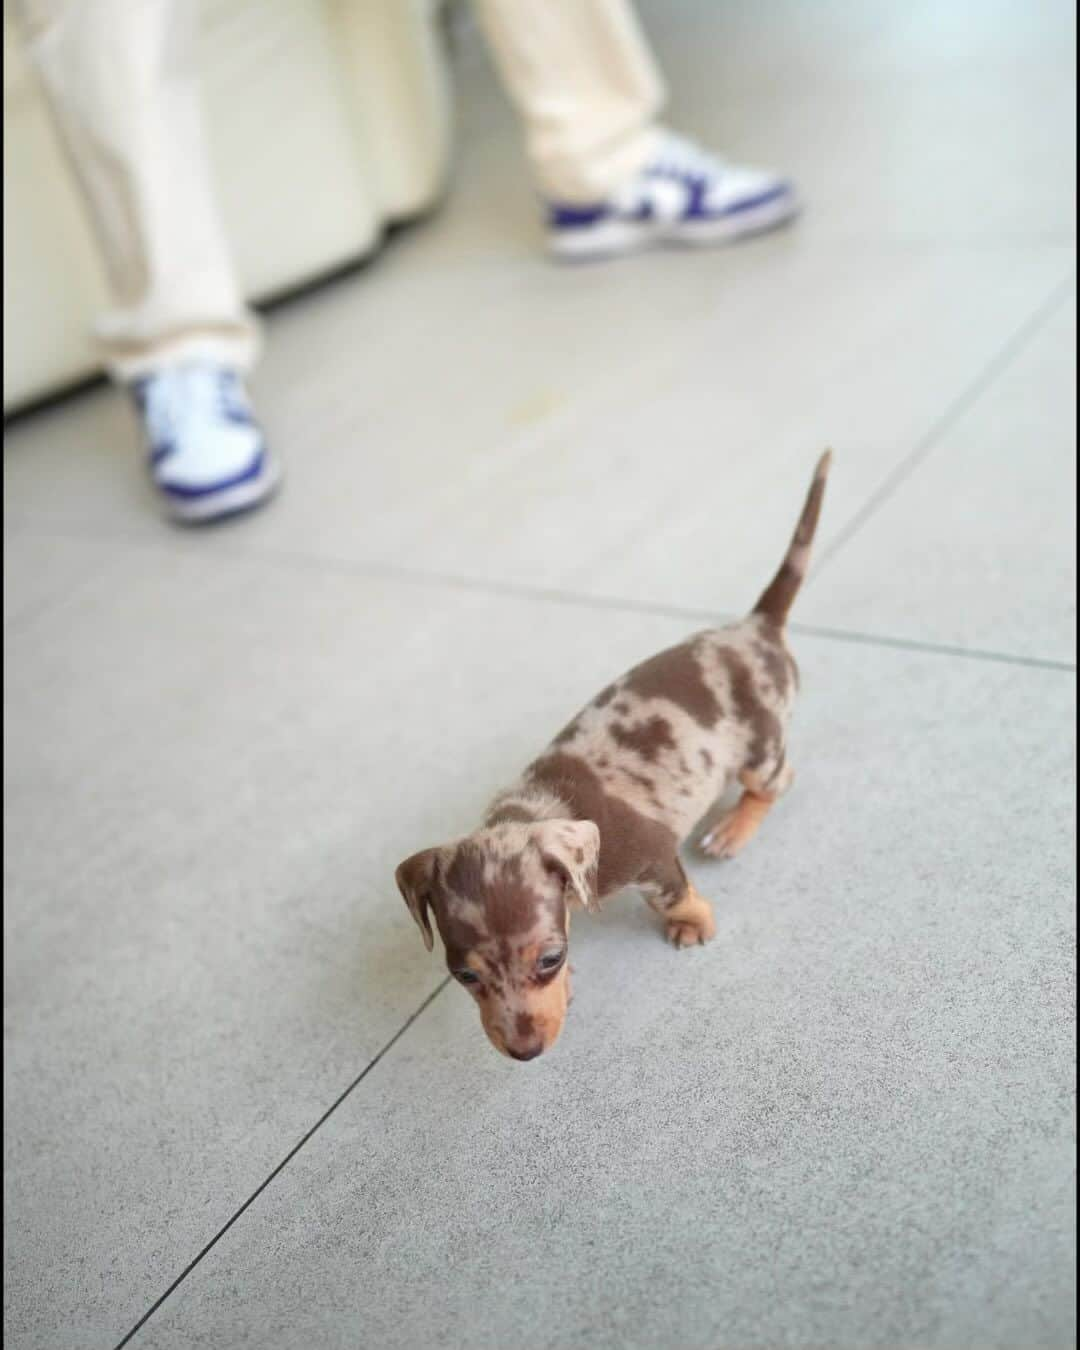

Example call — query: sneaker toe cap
[154,425,265,494]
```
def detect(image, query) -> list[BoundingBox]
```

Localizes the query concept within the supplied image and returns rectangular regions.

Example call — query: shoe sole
[548,191,800,262]
[162,453,283,525]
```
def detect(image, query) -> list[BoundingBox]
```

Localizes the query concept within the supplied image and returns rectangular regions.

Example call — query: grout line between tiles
[3,546,120,638]
[242,550,1079,673]
[784,623,1074,672]
[813,271,1076,574]
[6,271,1075,670]
[5,518,1076,673]
[7,268,1075,1348]
[113,977,452,1350]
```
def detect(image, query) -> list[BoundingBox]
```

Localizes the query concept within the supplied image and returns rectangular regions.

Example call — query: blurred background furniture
[2,0,452,413]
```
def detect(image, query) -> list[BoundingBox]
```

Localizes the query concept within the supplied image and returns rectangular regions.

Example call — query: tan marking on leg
[701,791,773,859]
[661,884,716,948]
[700,764,794,860]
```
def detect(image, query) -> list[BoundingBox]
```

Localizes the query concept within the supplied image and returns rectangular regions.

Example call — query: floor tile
[124,638,1076,1350]
[3,1,1075,1347]
[4,0,1074,610]
[803,295,1077,663]
[3,528,118,630]
[649,0,1076,247]
[395,247,1071,613]
[3,383,151,532]
[7,244,1071,635]
[4,550,686,1349]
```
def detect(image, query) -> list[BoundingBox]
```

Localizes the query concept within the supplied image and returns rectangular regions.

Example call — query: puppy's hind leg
[700,757,794,861]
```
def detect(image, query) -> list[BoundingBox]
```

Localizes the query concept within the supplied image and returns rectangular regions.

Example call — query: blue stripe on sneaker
[158,445,269,501]
[222,407,256,427]
[547,202,612,229]
[714,183,792,218]
[549,181,791,233]
[683,176,710,220]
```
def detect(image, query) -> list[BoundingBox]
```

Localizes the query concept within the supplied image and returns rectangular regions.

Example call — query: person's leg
[471,0,665,204]
[16,0,277,521]
[473,0,798,259]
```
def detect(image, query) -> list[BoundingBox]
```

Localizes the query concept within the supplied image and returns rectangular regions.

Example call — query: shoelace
[136,365,242,451]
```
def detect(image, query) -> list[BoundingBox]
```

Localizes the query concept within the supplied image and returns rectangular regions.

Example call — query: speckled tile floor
[4,2,1076,1347]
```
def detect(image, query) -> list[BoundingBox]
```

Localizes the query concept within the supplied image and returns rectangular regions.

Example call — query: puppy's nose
[508,1044,543,1061]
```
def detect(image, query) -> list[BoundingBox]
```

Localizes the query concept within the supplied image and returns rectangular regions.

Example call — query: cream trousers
[16,0,665,378]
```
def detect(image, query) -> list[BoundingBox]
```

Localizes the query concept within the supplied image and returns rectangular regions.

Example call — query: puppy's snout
[507,1043,543,1062]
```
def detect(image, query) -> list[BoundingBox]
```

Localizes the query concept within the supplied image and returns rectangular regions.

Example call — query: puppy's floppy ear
[395,848,441,952]
[534,820,601,912]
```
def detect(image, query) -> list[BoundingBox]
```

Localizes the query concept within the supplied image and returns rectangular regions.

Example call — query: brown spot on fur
[754,635,792,698]
[443,845,544,936]
[487,804,536,825]
[484,963,570,1056]
[700,748,714,770]
[720,649,782,771]
[754,452,830,625]
[553,718,581,745]
[489,859,547,935]
[444,843,486,902]
[623,641,721,729]
[613,700,632,716]
[608,715,677,763]
[593,685,617,708]
[440,911,488,966]
[526,753,683,900]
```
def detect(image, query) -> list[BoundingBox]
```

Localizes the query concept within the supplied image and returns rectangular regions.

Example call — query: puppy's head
[395,820,600,1060]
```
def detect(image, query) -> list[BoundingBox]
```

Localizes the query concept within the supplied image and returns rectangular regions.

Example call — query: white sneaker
[546,131,799,261]
[131,363,280,523]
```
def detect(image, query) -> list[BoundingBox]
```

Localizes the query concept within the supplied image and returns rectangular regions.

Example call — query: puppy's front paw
[663,889,716,948]
[666,916,714,948]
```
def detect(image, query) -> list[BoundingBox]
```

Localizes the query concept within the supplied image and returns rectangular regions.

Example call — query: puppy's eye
[537,950,565,974]
[455,969,480,986]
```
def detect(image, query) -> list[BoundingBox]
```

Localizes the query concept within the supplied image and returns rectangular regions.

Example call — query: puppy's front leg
[643,860,717,949]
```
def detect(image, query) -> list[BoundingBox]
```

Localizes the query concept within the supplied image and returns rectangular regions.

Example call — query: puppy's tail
[752,450,833,627]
